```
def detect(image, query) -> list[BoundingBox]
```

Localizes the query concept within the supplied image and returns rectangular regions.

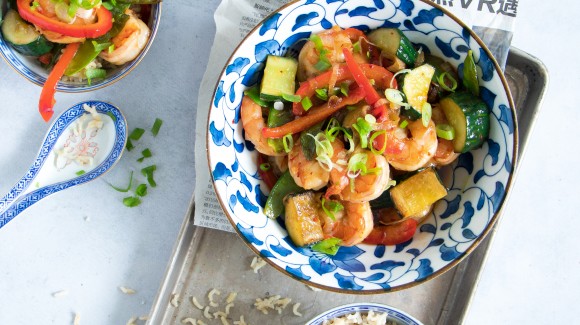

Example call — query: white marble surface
[0,0,577,324]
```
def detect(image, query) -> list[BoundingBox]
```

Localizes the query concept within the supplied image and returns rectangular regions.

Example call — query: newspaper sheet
[193,0,518,232]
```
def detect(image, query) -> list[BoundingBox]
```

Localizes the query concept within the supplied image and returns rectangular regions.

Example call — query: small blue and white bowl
[0,3,161,92]
[207,0,517,293]
[306,303,423,325]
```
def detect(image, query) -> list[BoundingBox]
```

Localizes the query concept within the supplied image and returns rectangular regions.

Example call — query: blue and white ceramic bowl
[306,303,423,325]
[207,0,517,292]
[0,3,161,92]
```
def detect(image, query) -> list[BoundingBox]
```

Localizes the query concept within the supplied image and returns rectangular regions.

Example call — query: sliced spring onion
[314,56,332,71]
[110,171,133,192]
[135,184,147,197]
[259,163,271,171]
[384,88,409,108]
[310,34,324,51]
[436,124,455,140]
[347,152,367,178]
[437,71,458,92]
[244,87,268,107]
[399,119,409,129]
[108,44,115,53]
[311,237,342,256]
[369,130,387,155]
[123,196,141,207]
[126,139,135,151]
[314,88,328,101]
[92,40,112,52]
[282,93,301,103]
[301,96,313,111]
[321,197,343,221]
[151,118,163,136]
[353,41,361,54]
[31,1,40,10]
[352,117,373,149]
[137,148,152,163]
[141,165,157,188]
[282,134,294,153]
[129,128,145,141]
[75,170,86,176]
[422,102,432,127]
[340,82,349,96]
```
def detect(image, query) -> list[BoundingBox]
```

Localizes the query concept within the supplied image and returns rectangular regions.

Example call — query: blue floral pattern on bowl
[306,302,423,325]
[0,4,161,92]
[207,0,516,292]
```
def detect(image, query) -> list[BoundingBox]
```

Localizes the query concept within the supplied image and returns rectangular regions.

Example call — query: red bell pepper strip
[17,0,113,38]
[257,154,278,190]
[39,42,80,122]
[263,87,366,139]
[342,47,391,121]
[363,218,418,245]
[293,64,396,116]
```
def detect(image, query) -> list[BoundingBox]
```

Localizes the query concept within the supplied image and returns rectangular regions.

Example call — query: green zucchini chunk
[390,168,447,219]
[439,91,490,153]
[367,28,418,67]
[1,10,53,56]
[260,55,298,101]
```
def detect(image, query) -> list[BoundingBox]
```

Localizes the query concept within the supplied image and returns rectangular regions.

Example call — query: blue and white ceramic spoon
[0,100,127,229]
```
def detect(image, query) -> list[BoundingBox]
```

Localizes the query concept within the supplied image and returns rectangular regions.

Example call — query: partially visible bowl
[207,0,517,292]
[306,303,423,325]
[0,2,161,92]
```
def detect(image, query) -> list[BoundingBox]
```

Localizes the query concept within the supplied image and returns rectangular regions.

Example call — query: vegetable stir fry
[241,26,490,254]
[1,0,160,121]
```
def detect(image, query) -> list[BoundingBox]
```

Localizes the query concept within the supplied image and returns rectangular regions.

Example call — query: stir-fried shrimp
[297,26,367,82]
[288,137,346,190]
[328,149,390,203]
[430,105,459,166]
[385,119,437,171]
[99,11,150,65]
[35,0,97,43]
[319,200,374,246]
[240,96,285,157]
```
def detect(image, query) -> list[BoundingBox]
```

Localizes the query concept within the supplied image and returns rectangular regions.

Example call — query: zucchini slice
[284,191,324,247]
[390,168,447,219]
[439,92,490,153]
[260,55,298,101]
[401,64,435,119]
[367,28,418,67]
[1,10,53,56]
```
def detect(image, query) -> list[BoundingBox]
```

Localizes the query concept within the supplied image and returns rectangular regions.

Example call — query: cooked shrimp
[288,137,346,190]
[430,105,459,166]
[239,96,285,157]
[327,149,391,203]
[297,26,367,81]
[99,11,150,65]
[319,200,374,246]
[35,0,96,43]
[385,119,437,171]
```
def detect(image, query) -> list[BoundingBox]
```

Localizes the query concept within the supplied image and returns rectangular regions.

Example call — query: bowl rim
[305,302,424,325]
[206,0,518,293]
[0,2,162,93]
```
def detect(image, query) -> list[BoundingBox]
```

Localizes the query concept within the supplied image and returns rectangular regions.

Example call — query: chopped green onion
[259,163,271,171]
[347,152,367,178]
[436,124,455,140]
[340,82,349,96]
[282,134,294,153]
[106,111,117,122]
[75,170,86,176]
[135,184,148,197]
[310,34,324,51]
[437,72,458,92]
[301,96,313,111]
[141,165,157,187]
[151,118,163,136]
[346,105,357,111]
[243,87,268,107]
[384,88,409,108]
[314,56,332,71]
[126,139,135,151]
[137,148,152,163]
[108,44,115,53]
[369,130,387,155]
[91,40,112,52]
[31,1,40,10]
[321,197,343,221]
[85,68,106,86]
[67,2,78,18]
[352,116,373,149]
[129,128,145,141]
[399,119,409,129]
[123,196,141,207]
[314,88,328,101]
[353,41,361,55]
[311,237,342,256]
[282,93,301,103]
[110,171,133,192]
[422,102,432,127]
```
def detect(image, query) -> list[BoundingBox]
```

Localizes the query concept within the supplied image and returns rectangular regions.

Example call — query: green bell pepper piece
[264,170,304,219]
[462,50,480,97]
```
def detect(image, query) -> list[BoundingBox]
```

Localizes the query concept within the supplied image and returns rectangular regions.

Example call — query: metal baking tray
[147,47,548,325]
